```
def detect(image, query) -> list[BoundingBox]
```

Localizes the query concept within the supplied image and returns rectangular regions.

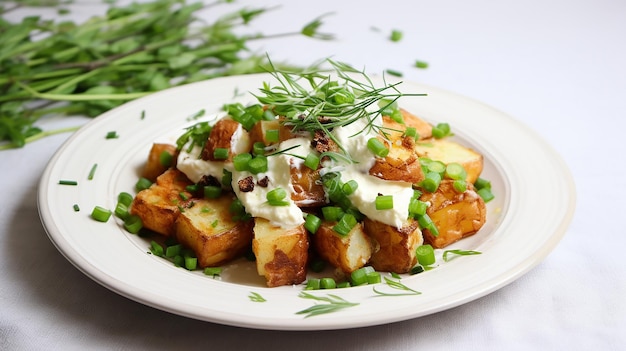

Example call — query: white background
[1,0,625,349]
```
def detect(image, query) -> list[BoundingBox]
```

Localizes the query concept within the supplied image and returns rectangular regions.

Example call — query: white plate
[38,73,575,330]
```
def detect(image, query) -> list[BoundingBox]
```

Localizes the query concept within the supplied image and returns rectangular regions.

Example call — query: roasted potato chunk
[142,143,178,181]
[369,138,424,184]
[202,118,250,161]
[175,196,254,267]
[419,180,487,248]
[312,222,373,274]
[363,218,423,273]
[414,137,484,184]
[130,169,193,236]
[382,109,433,142]
[252,218,308,287]
[290,161,326,207]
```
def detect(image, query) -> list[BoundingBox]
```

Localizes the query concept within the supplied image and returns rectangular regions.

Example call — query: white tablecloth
[1,0,624,349]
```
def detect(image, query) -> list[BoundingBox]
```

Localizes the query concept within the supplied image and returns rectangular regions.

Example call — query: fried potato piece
[414,137,484,184]
[142,143,178,181]
[369,138,425,184]
[290,161,326,207]
[312,221,373,274]
[130,169,193,236]
[363,218,423,273]
[419,180,487,248]
[202,118,250,161]
[175,196,254,267]
[382,109,433,142]
[252,218,309,287]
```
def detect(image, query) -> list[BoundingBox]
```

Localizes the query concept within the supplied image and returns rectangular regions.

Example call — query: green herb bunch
[0,0,333,149]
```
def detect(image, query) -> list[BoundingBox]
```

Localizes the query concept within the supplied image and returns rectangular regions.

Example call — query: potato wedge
[312,221,373,274]
[414,137,484,184]
[252,218,308,287]
[130,169,193,236]
[363,218,423,273]
[419,180,487,248]
[142,143,178,181]
[175,196,254,267]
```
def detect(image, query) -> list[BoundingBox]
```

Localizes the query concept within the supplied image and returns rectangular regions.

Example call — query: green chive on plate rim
[37,73,575,331]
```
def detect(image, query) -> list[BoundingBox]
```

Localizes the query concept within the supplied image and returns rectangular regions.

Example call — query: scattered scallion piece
[367,138,389,157]
[248,156,268,174]
[117,192,133,207]
[320,277,337,289]
[333,213,357,236]
[305,278,321,290]
[350,266,375,286]
[58,180,77,186]
[453,179,468,193]
[266,187,289,206]
[233,153,252,171]
[253,142,266,155]
[431,123,451,139]
[421,172,442,193]
[135,177,152,192]
[204,185,222,199]
[72,204,80,212]
[322,206,344,222]
[87,163,98,180]
[375,195,394,210]
[445,162,467,180]
[304,213,322,234]
[124,215,143,234]
[416,244,436,266]
[203,267,222,276]
[114,202,129,220]
[159,151,173,167]
[303,153,320,170]
[385,69,403,77]
[390,29,403,42]
[342,179,358,195]
[415,60,429,69]
[477,187,495,203]
[213,147,229,160]
[91,206,112,222]
[166,244,182,258]
[150,241,164,257]
[265,129,279,143]
[105,131,119,139]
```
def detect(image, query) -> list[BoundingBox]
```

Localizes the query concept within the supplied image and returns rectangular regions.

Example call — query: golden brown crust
[142,143,178,181]
[363,218,423,273]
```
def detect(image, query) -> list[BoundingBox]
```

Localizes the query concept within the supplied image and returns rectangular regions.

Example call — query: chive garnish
[59,180,77,185]
[87,163,98,180]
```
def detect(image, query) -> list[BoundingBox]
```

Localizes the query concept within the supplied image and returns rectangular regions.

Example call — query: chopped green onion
[304,213,322,234]
[265,129,280,143]
[333,213,357,236]
[427,160,446,175]
[404,126,418,140]
[477,187,495,203]
[320,277,337,289]
[385,69,403,77]
[415,60,429,69]
[410,265,425,275]
[114,202,129,220]
[390,109,404,124]
[337,281,351,288]
[416,244,435,266]
[342,179,358,195]
[105,131,119,139]
[135,177,152,192]
[432,123,451,139]
[204,185,222,199]
[453,179,468,193]
[233,153,252,171]
[366,271,382,284]
[375,195,394,210]
[221,169,232,189]
[417,213,439,237]
[445,162,467,180]
[58,180,77,186]
[247,156,268,174]
[253,142,266,155]
[474,177,492,190]
[124,215,143,234]
[213,147,229,160]
[166,244,182,258]
[421,172,442,193]
[185,184,199,193]
[117,192,133,207]
[179,192,189,201]
[350,266,375,286]
[390,29,403,42]
[203,267,222,276]
[150,241,164,256]
[159,151,173,167]
[184,256,197,270]
[266,187,289,206]
[173,255,184,267]
[91,206,112,222]
[367,138,389,157]
[87,163,98,180]
[72,204,80,212]
[322,206,344,221]
[409,198,428,217]
[305,278,321,290]
[303,153,320,170]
